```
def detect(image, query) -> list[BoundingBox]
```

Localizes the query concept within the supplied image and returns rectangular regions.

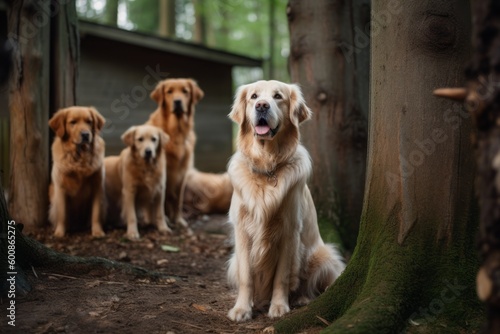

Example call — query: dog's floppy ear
[289,84,312,126]
[89,107,105,132]
[229,85,248,125]
[150,81,164,104]
[159,129,170,149]
[121,126,136,147]
[188,79,204,104]
[48,108,68,138]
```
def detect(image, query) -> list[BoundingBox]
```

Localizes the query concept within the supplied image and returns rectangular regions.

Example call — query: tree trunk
[275,1,483,332]
[8,1,51,230]
[103,0,119,27]
[193,0,207,44]
[158,0,176,37]
[50,0,79,111]
[287,0,370,253]
[465,1,500,332]
[268,0,276,79]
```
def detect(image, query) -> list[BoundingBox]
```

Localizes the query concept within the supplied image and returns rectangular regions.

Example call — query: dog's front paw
[268,302,290,318]
[157,220,173,234]
[126,230,140,240]
[228,306,252,322]
[53,226,66,238]
[177,217,189,228]
[177,217,193,236]
[92,228,106,238]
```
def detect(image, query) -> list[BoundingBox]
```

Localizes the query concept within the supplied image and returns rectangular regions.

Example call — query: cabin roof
[79,21,262,68]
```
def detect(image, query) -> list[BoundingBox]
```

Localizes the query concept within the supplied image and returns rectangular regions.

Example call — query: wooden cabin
[0,18,262,186]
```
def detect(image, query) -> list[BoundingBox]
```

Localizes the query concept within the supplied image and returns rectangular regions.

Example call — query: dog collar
[251,164,282,187]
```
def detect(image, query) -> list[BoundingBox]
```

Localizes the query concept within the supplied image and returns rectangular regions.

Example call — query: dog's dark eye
[167,89,173,94]
[182,88,189,94]
[138,137,144,142]
[251,93,257,99]
[86,119,92,125]
[274,93,282,99]
[151,137,157,142]
[69,120,77,125]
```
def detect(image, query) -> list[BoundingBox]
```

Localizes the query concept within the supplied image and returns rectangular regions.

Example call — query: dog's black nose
[173,99,184,117]
[81,132,90,142]
[145,149,152,159]
[255,101,270,113]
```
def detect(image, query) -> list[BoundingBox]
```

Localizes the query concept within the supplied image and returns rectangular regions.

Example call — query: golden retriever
[48,106,106,238]
[104,125,171,240]
[183,169,233,215]
[226,80,345,321]
[146,78,204,232]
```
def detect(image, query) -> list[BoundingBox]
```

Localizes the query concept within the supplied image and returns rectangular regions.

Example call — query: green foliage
[76,0,290,82]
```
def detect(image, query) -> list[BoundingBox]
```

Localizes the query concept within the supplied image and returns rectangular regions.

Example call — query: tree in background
[287,0,369,253]
[274,0,483,332]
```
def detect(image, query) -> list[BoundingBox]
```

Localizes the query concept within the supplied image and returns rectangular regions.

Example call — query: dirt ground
[1,214,323,334]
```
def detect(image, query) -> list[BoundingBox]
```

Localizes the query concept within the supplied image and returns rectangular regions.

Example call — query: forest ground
[0,214,324,334]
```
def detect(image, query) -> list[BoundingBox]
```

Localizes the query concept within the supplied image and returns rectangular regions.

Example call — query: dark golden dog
[226,81,345,321]
[104,125,170,240]
[48,106,106,238]
[146,78,204,232]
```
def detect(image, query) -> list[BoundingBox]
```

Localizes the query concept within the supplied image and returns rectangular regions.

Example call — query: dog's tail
[304,243,345,299]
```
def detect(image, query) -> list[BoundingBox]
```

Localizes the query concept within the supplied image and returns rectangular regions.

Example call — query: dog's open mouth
[255,118,278,139]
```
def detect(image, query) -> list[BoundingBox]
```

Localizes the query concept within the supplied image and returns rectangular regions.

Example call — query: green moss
[318,216,345,251]
[275,204,485,334]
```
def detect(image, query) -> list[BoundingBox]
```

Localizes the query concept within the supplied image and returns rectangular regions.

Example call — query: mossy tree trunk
[274,1,483,333]
[287,0,370,253]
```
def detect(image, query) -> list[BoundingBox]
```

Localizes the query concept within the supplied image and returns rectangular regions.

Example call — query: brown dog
[183,169,233,215]
[146,78,204,231]
[227,81,345,321]
[48,106,106,238]
[104,125,171,240]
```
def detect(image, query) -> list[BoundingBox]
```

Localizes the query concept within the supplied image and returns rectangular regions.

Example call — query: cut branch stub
[433,87,467,101]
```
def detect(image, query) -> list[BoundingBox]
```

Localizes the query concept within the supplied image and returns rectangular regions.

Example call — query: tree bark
[193,0,207,44]
[158,0,176,37]
[8,0,51,230]
[103,0,119,27]
[275,1,482,332]
[50,0,79,111]
[465,1,500,332]
[287,0,370,253]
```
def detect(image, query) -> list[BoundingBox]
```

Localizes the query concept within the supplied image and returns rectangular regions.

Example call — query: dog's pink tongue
[255,125,270,135]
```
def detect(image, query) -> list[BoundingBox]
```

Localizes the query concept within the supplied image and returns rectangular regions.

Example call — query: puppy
[48,106,106,238]
[104,125,171,239]
[226,81,345,321]
[146,78,204,231]
[183,169,233,215]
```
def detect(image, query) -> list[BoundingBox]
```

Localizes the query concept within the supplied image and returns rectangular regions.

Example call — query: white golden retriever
[226,80,345,322]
